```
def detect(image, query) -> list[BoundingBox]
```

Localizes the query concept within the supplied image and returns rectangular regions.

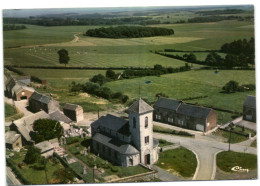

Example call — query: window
[168,117,173,123]
[156,114,161,120]
[97,143,100,151]
[133,117,136,128]
[145,136,149,144]
[114,151,118,160]
[108,149,111,156]
[102,145,105,153]
[145,117,148,128]
[178,120,183,126]
[129,158,133,166]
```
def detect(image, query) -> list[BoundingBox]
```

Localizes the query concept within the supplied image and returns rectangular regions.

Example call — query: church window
[133,117,136,128]
[145,117,148,128]
[145,136,149,144]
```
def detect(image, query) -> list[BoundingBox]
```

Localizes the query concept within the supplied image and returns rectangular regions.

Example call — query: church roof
[92,133,139,155]
[128,98,153,114]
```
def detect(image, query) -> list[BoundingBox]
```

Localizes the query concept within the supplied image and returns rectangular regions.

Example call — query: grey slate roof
[154,97,182,111]
[153,138,159,148]
[63,103,80,111]
[11,110,50,141]
[177,103,212,119]
[128,98,154,114]
[244,95,256,109]
[5,131,21,144]
[30,92,51,104]
[96,114,128,132]
[12,84,35,95]
[35,141,54,153]
[49,110,72,123]
[93,133,139,155]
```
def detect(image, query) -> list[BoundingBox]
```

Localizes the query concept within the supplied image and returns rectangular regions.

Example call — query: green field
[5,103,24,121]
[155,147,197,178]
[105,70,255,112]
[217,151,257,172]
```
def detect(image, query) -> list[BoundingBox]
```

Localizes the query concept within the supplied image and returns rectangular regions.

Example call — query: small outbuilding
[49,110,72,124]
[63,103,84,122]
[29,91,60,113]
[35,141,54,158]
[243,95,256,122]
[5,131,22,150]
[12,83,35,101]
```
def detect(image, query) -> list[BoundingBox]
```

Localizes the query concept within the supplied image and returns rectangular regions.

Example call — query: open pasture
[105,70,255,113]
[5,46,201,68]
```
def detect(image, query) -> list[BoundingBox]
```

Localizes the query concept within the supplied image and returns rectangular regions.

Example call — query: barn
[243,95,256,122]
[63,103,84,122]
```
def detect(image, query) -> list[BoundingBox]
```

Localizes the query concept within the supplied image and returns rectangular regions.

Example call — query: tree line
[156,38,255,68]
[195,9,245,16]
[188,15,241,23]
[3,17,162,27]
[85,26,174,38]
[3,24,27,31]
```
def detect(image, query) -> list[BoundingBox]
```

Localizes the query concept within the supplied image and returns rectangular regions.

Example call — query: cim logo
[231,166,249,173]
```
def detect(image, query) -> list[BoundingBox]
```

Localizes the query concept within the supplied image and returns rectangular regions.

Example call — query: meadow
[105,70,255,113]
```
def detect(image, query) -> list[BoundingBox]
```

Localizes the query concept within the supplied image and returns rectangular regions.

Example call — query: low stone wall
[161,144,180,152]
[106,164,157,183]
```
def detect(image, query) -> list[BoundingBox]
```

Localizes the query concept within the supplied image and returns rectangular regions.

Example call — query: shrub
[30,163,45,170]
[222,80,239,93]
[111,166,119,172]
[66,137,80,145]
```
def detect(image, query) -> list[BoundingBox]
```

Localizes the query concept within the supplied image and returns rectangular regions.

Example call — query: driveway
[154,132,257,181]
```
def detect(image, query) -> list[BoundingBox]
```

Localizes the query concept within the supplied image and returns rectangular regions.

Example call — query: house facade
[91,98,159,167]
[153,97,217,132]
[5,131,23,150]
[243,95,256,122]
[12,84,35,101]
[29,91,60,113]
[63,103,84,122]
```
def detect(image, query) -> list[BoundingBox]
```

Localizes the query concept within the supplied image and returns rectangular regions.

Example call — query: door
[145,154,150,165]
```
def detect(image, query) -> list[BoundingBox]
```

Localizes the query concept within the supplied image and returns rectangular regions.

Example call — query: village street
[153,132,257,181]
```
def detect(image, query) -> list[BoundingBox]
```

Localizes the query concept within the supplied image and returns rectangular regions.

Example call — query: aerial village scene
[2,2,257,185]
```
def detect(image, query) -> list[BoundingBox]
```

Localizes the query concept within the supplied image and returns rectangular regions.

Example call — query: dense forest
[3,17,161,26]
[85,26,174,38]
[188,16,241,23]
[3,24,27,31]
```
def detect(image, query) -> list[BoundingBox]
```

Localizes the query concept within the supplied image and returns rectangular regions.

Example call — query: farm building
[153,97,217,132]
[63,103,84,122]
[243,95,256,122]
[4,75,34,100]
[49,110,72,124]
[13,76,31,85]
[11,83,35,101]
[9,110,50,145]
[29,91,60,113]
[91,98,159,167]
[35,141,54,158]
[5,131,23,150]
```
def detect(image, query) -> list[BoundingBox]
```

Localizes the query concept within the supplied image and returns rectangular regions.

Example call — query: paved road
[6,166,22,185]
[151,165,187,182]
[154,132,257,181]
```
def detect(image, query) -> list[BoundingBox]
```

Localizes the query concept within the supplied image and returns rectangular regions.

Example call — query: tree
[32,119,63,142]
[222,80,239,93]
[24,146,41,164]
[57,49,70,67]
[90,74,107,86]
[106,69,116,80]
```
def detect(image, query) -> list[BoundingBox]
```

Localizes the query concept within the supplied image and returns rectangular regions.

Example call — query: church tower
[128,98,154,165]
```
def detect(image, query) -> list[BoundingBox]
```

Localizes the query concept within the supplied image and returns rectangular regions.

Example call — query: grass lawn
[7,150,64,184]
[153,125,194,137]
[5,103,24,121]
[158,139,174,147]
[155,147,197,178]
[250,140,257,148]
[212,125,256,143]
[67,142,150,179]
[216,151,257,172]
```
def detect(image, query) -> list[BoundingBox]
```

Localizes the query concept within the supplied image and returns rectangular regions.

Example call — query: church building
[91,98,159,167]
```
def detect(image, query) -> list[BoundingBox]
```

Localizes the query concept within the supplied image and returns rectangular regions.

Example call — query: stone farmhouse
[243,95,256,122]
[5,131,23,150]
[4,75,35,101]
[153,97,217,132]
[29,91,60,113]
[49,110,72,124]
[9,110,50,145]
[63,103,84,122]
[91,98,159,167]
